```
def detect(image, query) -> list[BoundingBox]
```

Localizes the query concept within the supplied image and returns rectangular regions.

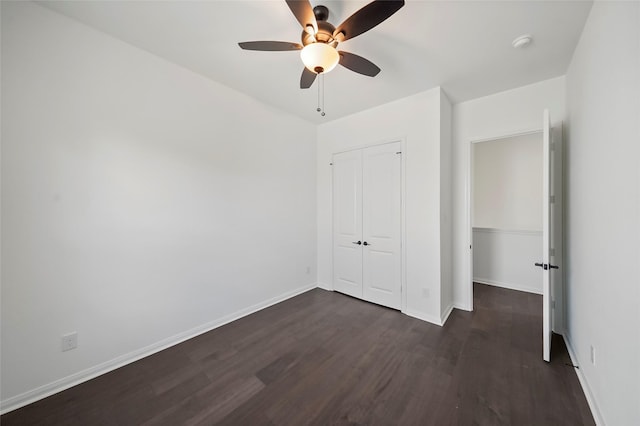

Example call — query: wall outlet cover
[61,332,78,352]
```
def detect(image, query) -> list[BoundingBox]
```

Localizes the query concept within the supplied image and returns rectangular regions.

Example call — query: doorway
[470,131,544,298]
[467,111,564,362]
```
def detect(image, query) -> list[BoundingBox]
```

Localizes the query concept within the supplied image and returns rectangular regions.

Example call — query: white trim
[465,141,474,312]
[467,140,474,311]
[0,282,317,415]
[563,334,605,426]
[327,143,335,293]
[316,282,333,291]
[473,227,542,237]
[440,303,454,325]
[469,128,543,145]
[400,138,407,313]
[473,278,543,295]
[453,302,472,312]
[330,137,407,157]
[403,308,445,327]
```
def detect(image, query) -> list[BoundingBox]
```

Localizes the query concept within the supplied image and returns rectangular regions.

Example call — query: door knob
[535,263,559,270]
[363,241,370,246]
[352,241,362,245]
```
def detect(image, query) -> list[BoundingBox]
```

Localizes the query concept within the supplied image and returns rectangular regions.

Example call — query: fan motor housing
[301,20,338,47]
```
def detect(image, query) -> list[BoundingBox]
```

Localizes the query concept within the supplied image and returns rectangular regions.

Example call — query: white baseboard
[562,333,605,426]
[316,282,333,291]
[440,303,454,325]
[403,308,444,326]
[453,301,472,312]
[323,283,447,327]
[474,277,542,295]
[0,282,317,415]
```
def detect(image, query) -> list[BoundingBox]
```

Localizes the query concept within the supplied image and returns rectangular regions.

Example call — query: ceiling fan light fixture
[300,43,339,74]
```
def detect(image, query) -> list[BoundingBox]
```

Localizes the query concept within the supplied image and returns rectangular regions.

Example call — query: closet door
[332,149,363,298]
[362,142,402,309]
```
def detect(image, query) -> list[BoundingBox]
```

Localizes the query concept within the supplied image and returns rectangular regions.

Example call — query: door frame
[466,128,543,312]
[330,138,407,312]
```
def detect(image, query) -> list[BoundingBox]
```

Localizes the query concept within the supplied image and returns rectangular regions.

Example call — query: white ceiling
[39,0,592,124]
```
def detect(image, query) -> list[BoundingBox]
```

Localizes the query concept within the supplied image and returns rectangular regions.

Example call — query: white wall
[1,1,317,410]
[452,77,566,329]
[317,88,450,325]
[473,228,542,294]
[473,133,542,231]
[565,2,640,424]
[440,93,454,321]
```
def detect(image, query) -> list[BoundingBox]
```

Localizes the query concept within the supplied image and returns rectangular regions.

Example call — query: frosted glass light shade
[300,43,339,74]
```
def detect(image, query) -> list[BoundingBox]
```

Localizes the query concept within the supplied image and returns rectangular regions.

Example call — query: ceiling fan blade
[300,67,317,89]
[333,0,405,42]
[338,51,381,77]
[285,0,318,34]
[238,41,302,51]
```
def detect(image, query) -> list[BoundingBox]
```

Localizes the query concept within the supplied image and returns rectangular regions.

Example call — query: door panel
[542,109,553,362]
[332,150,363,298]
[362,142,402,309]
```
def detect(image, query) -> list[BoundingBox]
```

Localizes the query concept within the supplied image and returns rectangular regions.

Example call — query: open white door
[539,109,558,362]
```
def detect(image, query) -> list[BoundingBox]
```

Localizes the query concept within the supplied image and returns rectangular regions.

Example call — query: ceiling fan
[238,0,405,89]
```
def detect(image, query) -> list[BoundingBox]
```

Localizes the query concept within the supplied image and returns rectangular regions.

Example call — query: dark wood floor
[2,284,594,425]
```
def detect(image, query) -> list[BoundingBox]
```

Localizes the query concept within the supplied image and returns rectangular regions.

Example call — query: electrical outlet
[590,345,596,365]
[61,332,78,352]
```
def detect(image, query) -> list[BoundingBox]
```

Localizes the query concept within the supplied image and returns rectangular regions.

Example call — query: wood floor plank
[1,284,595,425]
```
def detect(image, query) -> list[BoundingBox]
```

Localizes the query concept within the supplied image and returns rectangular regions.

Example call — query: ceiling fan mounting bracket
[313,5,330,22]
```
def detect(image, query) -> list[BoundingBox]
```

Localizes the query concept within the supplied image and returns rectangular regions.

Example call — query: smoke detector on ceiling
[512,34,533,49]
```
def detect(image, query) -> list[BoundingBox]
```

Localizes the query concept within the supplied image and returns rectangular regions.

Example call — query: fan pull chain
[317,73,326,117]
[317,73,321,113]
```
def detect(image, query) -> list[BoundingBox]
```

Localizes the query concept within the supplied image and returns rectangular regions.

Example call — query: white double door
[332,142,402,310]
